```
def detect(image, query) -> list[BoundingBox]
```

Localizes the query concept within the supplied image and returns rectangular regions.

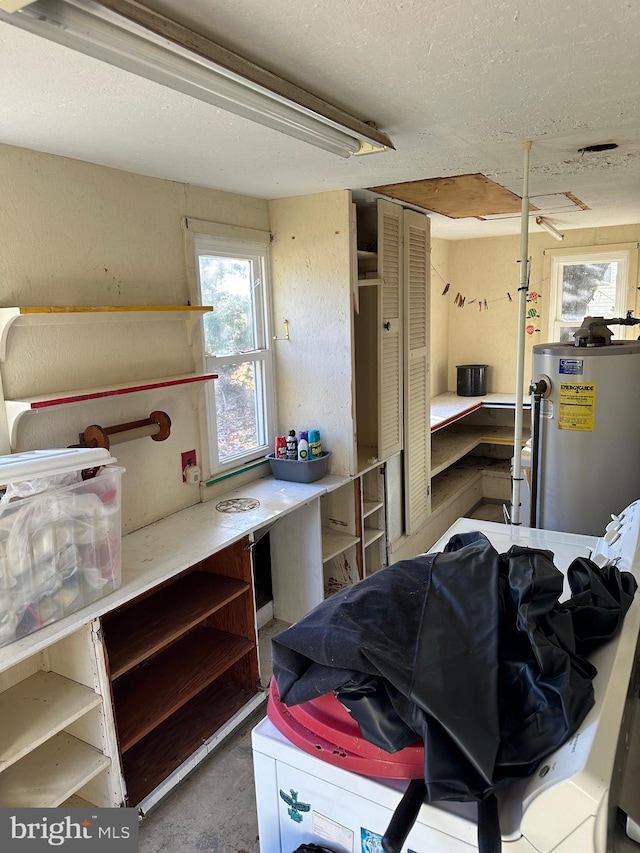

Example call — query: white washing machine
[252,501,640,853]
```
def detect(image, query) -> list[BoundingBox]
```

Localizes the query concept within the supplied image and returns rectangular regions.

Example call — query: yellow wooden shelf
[0,305,213,360]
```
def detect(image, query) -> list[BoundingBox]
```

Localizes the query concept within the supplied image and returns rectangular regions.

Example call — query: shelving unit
[0,623,122,809]
[359,464,388,577]
[428,394,531,531]
[321,480,360,598]
[0,305,213,360]
[0,304,215,451]
[0,733,110,808]
[101,537,259,807]
[0,671,102,771]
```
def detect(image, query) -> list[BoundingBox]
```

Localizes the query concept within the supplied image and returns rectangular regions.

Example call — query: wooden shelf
[62,794,94,807]
[113,627,254,752]
[363,499,384,519]
[321,529,360,563]
[363,527,385,548]
[431,459,485,514]
[0,671,101,773]
[0,732,110,807]
[431,424,531,478]
[121,676,256,805]
[5,372,217,450]
[0,305,213,361]
[103,573,250,679]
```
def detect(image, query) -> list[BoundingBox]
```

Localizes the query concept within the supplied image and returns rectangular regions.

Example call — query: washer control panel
[591,500,640,576]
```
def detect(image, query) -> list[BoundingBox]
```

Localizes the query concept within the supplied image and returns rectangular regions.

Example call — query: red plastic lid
[267,678,424,778]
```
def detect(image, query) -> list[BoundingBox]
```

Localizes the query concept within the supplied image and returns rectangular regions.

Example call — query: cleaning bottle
[308,429,322,459]
[286,429,298,460]
[298,431,309,461]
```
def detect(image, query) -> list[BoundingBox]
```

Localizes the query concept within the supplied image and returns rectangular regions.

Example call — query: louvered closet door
[377,200,403,459]
[403,209,431,535]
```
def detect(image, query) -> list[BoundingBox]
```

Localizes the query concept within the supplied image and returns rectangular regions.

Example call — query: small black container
[456,364,487,396]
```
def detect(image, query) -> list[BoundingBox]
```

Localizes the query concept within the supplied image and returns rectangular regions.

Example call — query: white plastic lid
[0,448,116,484]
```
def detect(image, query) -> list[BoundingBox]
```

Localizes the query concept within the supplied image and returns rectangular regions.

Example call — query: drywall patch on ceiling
[368,173,537,219]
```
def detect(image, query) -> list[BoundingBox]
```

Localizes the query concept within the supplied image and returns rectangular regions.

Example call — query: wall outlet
[181,449,197,482]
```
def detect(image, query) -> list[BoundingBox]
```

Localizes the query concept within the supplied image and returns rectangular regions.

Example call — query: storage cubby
[101,537,259,806]
[321,481,360,596]
[360,464,388,577]
[0,623,121,808]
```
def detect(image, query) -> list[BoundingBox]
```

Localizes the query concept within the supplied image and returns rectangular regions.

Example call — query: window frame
[544,243,639,343]
[183,218,275,479]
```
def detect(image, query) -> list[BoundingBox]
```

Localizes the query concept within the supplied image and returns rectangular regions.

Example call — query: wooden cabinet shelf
[103,573,249,679]
[363,527,385,548]
[102,536,260,807]
[121,675,256,805]
[0,671,101,772]
[431,424,530,478]
[321,529,360,563]
[0,732,110,807]
[363,499,384,519]
[113,627,254,752]
[0,624,122,811]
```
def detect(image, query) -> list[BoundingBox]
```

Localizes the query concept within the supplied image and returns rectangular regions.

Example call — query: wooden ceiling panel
[368,173,537,218]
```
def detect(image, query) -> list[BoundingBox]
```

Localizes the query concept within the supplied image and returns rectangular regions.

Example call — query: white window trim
[543,242,639,342]
[182,218,275,480]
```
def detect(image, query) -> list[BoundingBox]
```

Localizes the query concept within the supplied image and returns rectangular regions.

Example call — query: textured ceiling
[0,0,639,239]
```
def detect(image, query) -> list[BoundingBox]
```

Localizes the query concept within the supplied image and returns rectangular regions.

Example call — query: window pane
[214,361,264,462]
[560,262,617,321]
[199,256,255,355]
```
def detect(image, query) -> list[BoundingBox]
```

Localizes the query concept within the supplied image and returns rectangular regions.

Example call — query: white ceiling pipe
[511,141,532,528]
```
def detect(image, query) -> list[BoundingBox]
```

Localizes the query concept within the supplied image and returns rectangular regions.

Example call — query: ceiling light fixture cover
[0,0,393,158]
[535,216,564,242]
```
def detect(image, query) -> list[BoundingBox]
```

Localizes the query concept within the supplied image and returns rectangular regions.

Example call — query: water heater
[531,339,640,535]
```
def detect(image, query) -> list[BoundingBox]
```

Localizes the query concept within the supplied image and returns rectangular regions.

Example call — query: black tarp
[272,532,636,849]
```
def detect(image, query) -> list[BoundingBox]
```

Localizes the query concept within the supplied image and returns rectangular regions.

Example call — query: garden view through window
[195,237,274,472]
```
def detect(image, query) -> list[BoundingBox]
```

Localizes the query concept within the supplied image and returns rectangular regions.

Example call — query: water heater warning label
[558,382,596,431]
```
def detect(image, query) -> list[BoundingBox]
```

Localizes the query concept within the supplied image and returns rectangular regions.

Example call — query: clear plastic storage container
[0,448,124,648]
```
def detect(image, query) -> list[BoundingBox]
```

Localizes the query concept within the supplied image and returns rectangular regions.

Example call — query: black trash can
[456,364,487,396]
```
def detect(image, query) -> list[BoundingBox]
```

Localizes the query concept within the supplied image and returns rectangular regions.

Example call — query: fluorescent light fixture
[535,216,564,241]
[0,0,394,158]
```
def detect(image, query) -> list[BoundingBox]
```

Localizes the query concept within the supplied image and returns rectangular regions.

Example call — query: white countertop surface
[0,472,350,672]
[431,391,531,431]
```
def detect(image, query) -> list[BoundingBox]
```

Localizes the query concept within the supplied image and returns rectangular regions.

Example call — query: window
[547,247,634,343]
[185,221,275,476]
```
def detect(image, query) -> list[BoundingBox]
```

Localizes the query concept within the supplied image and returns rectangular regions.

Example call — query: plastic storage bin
[0,447,124,648]
[266,451,331,483]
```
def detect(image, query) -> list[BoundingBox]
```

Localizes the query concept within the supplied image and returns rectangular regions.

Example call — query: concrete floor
[138,504,506,852]
[138,706,266,853]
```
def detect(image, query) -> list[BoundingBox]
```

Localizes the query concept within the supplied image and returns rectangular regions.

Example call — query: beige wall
[445,224,640,395]
[2,140,637,535]
[0,143,269,533]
